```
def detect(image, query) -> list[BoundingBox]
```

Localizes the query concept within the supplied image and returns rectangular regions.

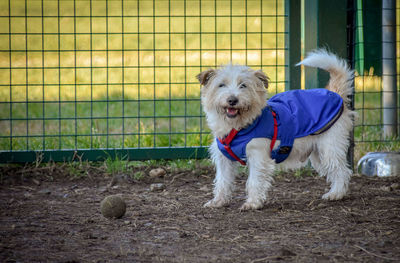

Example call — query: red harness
[218,111,278,165]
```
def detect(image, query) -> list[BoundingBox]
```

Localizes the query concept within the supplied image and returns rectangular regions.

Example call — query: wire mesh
[0,0,288,162]
[351,0,400,162]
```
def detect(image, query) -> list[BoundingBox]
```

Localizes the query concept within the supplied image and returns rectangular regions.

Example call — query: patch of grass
[273,168,288,178]
[167,159,197,171]
[132,171,145,180]
[104,155,129,175]
[65,161,88,178]
[293,167,315,178]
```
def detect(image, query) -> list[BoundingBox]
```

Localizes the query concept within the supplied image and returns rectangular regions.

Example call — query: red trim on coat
[218,111,278,165]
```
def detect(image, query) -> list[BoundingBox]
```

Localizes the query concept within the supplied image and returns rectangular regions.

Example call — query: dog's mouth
[225,107,239,118]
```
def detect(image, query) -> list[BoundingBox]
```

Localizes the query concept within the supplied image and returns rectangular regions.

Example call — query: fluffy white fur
[197,49,355,211]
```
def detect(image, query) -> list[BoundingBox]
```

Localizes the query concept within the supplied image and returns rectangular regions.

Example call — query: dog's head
[197,64,269,136]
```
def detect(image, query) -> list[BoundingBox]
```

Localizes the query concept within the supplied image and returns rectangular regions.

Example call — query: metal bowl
[357,152,400,177]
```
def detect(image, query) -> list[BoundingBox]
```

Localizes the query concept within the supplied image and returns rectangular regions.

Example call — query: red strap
[224,145,246,165]
[219,129,246,165]
[270,111,278,152]
[218,110,278,165]
[220,128,238,145]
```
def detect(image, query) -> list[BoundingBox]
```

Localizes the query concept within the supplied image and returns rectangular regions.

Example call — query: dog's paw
[239,201,264,211]
[203,198,230,208]
[322,191,346,201]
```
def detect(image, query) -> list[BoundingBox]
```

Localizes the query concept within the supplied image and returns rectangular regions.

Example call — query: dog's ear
[196,69,216,86]
[254,70,269,89]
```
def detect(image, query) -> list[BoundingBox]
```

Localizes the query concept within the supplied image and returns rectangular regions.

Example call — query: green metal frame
[0,147,209,163]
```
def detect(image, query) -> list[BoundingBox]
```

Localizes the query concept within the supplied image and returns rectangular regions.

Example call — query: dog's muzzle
[226,96,239,118]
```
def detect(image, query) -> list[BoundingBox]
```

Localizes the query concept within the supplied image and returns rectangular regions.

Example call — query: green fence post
[302,0,348,89]
[286,0,301,91]
[317,0,348,88]
[303,0,318,89]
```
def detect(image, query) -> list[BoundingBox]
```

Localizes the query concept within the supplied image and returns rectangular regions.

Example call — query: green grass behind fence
[0,0,287,152]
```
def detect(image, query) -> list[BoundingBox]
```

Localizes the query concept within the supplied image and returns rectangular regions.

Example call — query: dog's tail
[296,49,353,103]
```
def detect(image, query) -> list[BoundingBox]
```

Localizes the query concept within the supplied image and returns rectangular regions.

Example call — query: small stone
[150,183,166,192]
[380,186,392,192]
[32,179,41,186]
[280,248,296,257]
[38,189,51,195]
[385,230,393,236]
[124,220,130,225]
[390,183,399,190]
[179,232,189,238]
[100,195,126,219]
[149,168,166,178]
[23,192,33,199]
[74,187,89,194]
[99,186,108,193]
[199,185,209,192]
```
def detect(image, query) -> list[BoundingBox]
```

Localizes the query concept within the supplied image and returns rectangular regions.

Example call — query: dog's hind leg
[240,138,275,210]
[309,145,322,173]
[312,131,352,200]
[204,141,238,208]
[321,153,351,200]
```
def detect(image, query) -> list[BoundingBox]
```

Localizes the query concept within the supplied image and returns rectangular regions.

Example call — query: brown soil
[0,163,399,262]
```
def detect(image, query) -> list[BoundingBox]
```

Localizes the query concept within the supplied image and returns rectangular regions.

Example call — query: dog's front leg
[241,138,275,211]
[204,141,238,208]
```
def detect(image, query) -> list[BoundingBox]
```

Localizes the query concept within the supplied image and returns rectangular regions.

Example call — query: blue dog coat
[217,89,344,164]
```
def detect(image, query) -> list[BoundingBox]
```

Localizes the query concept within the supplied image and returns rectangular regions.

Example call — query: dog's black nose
[227,96,238,106]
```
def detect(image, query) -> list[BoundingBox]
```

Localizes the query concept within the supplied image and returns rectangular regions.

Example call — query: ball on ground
[100,195,126,219]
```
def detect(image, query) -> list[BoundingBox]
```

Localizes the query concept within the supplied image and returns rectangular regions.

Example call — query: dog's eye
[240,83,247,89]
[218,83,225,88]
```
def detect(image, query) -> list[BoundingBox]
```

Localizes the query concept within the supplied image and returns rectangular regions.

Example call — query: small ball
[100,195,126,219]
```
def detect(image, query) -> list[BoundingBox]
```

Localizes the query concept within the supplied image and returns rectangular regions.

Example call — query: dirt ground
[0,162,399,263]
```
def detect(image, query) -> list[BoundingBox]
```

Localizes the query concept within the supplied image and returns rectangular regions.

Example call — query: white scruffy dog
[197,49,355,211]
